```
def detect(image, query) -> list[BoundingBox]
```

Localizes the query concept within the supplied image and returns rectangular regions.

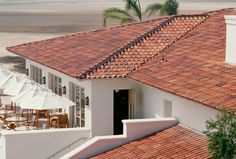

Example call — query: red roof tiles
[87,15,207,79]
[7,8,236,110]
[129,9,236,111]
[92,125,211,159]
[7,18,168,78]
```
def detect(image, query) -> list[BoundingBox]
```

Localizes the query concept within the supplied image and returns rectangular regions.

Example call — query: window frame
[30,65,42,84]
[70,82,85,127]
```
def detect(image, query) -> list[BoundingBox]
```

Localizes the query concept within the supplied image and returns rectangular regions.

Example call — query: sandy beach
[0,1,236,71]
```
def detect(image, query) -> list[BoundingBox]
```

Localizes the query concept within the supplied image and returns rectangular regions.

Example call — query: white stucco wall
[62,118,178,159]
[91,78,142,136]
[139,83,219,132]
[25,59,92,129]
[0,128,90,159]
[25,59,219,133]
[0,135,5,159]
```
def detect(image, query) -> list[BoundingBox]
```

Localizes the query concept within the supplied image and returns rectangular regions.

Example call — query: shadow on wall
[0,55,25,73]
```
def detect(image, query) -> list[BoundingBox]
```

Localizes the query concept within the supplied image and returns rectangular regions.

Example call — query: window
[70,82,85,127]
[163,99,172,117]
[48,73,62,96]
[30,65,42,84]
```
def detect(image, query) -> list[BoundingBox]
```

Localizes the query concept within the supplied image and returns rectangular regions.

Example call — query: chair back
[59,114,68,128]
[0,120,3,129]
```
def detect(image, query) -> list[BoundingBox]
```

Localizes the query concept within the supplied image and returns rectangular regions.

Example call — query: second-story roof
[7,8,236,111]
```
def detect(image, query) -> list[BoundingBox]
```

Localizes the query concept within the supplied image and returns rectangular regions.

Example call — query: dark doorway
[113,90,129,135]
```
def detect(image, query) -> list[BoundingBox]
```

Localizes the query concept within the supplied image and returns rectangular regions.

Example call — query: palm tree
[103,0,179,27]
[145,0,179,16]
[103,0,142,27]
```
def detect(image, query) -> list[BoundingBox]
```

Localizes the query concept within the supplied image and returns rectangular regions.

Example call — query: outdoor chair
[58,114,68,128]
[0,120,3,129]
[5,104,13,111]
[25,115,36,127]
[0,98,2,108]
[50,116,59,128]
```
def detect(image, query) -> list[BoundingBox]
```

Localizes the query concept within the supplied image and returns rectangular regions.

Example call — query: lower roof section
[92,124,211,159]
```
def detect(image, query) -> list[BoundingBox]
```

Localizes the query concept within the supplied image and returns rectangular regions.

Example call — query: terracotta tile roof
[7,8,236,110]
[129,9,236,111]
[86,15,207,79]
[91,125,211,159]
[7,18,168,78]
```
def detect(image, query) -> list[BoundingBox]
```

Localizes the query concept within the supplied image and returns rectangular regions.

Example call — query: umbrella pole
[47,110,50,129]
[36,110,39,129]
[27,109,29,122]
[13,103,16,115]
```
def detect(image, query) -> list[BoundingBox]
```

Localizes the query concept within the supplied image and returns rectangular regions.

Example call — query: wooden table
[0,110,14,115]
[0,110,14,121]
[5,116,26,127]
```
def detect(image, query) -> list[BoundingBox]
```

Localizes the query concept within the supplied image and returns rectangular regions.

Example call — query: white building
[2,8,236,159]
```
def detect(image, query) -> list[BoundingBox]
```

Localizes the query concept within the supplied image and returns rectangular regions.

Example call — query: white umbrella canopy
[0,67,12,84]
[0,67,12,94]
[4,79,35,96]
[0,74,26,90]
[20,91,76,110]
[12,85,42,105]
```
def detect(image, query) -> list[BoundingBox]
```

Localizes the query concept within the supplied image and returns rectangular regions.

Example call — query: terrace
[0,66,91,159]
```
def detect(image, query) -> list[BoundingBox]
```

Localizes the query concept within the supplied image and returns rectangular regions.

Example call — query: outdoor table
[0,110,14,120]
[5,116,26,127]
[0,110,14,115]
[50,112,66,116]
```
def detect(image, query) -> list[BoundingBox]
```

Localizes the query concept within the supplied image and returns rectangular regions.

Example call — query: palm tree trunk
[103,17,107,28]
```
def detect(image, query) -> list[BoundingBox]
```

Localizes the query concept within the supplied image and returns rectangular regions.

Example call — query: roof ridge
[127,9,235,77]
[80,14,209,79]
[202,7,235,15]
[126,15,209,77]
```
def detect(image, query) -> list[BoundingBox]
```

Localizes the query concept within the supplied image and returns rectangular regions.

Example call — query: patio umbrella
[0,74,25,112]
[20,91,76,110]
[4,79,35,96]
[12,85,42,123]
[0,67,12,94]
[0,74,26,90]
[19,91,75,128]
[12,85,42,105]
[0,67,11,83]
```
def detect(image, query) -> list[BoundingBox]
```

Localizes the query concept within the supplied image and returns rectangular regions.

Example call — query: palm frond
[160,0,179,16]
[145,3,162,16]
[124,0,142,21]
[124,0,134,11]
[103,7,136,26]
